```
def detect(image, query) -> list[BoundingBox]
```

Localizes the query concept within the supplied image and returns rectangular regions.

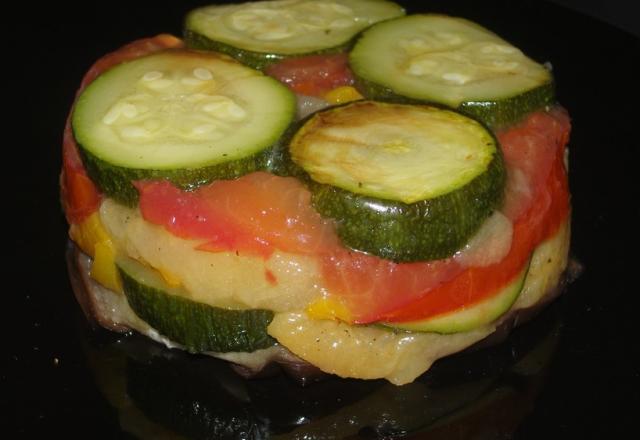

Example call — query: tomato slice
[500,107,570,219]
[61,35,184,224]
[265,53,354,97]
[137,172,339,258]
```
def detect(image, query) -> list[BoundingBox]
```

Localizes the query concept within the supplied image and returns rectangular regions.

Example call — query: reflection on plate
[79,302,561,439]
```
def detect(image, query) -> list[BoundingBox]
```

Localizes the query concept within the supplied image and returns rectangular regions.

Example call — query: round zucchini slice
[288,101,505,262]
[184,0,405,69]
[349,14,555,128]
[117,256,276,353]
[72,49,295,205]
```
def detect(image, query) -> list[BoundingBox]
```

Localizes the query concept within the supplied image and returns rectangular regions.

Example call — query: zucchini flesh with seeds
[72,49,295,205]
[184,0,405,69]
[288,101,505,262]
[349,14,554,128]
[117,257,276,353]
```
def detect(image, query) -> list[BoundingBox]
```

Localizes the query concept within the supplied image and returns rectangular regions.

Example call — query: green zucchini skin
[118,258,276,353]
[281,102,506,262]
[71,49,296,206]
[385,260,530,334]
[79,143,278,207]
[458,82,556,129]
[183,0,405,70]
[310,152,505,262]
[349,14,556,128]
[354,78,556,129]
[185,29,350,71]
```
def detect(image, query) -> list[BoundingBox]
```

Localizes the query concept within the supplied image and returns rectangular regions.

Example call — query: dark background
[6,0,640,437]
[550,0,638,36]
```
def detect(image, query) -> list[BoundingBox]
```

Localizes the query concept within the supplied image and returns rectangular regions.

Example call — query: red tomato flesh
[137,172,340,259]
[265,53,354,97]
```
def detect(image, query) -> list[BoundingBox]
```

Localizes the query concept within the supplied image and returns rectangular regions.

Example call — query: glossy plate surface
[7,0,639,437]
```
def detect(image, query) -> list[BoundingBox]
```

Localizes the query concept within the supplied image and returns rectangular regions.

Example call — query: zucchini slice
[349,15,554,128]
[73,49,295,205]
[184,0,405,69]
[288,101,505,262]
[384,261,529,334]
[117,257,276,353]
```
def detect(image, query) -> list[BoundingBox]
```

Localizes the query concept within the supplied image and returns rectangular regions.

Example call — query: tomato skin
[265,53,354,96]
[61,35,184,225]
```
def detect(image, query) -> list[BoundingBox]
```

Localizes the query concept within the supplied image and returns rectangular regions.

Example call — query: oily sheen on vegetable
[349,14,555,128]
[62,1,572,385]
[286,100,505,262]
[184,0,405,69]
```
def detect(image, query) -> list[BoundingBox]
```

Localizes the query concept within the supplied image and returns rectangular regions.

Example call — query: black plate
[7,1,639,437]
